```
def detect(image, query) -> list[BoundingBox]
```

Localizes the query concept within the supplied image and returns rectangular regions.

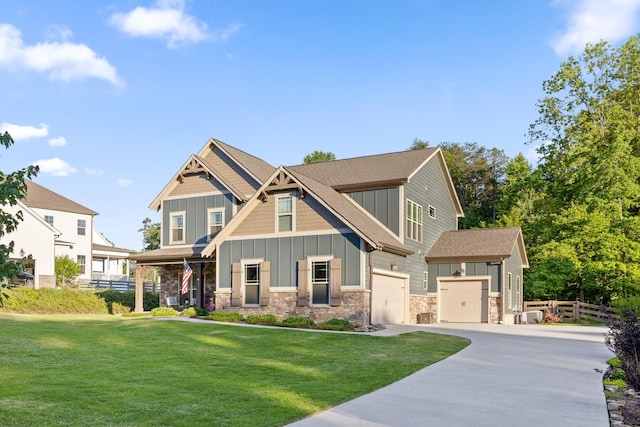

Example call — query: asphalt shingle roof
[426,227,524,261]
[23,180,98,216]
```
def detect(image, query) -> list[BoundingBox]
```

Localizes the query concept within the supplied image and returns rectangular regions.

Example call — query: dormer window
[277,195,294,232]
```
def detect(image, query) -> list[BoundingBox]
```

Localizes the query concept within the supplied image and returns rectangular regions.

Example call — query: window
[170,212,185,244]
[77,255,86,274]
[77,219,86,236]
[207,208,224,241]
[277,195,293,232]
[311,260,330,305]
[423,271,428,290]
[243,263,260,305]
[44,215,54,225]
[516,275,521,308]
[507,272,513,309]
[429,205,437,219]
[406,199,423,242]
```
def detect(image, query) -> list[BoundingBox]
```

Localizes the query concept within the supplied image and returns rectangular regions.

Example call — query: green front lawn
[0,314,468,427]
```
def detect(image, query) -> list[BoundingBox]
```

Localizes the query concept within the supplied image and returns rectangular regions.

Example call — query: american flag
[181,260,193,294]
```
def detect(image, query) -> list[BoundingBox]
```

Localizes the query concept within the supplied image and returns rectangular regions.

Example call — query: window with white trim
[311,260,330,305]
[207,208,224,241]
[170,212,185,244]
[507,272,513,309]
[406,199,423,242]
[44,215,54,225]
[77,219,86,236]
[423,271,428,290]
[243,262,261,305]
[277,195,294,232]
[516,275,521,308]
[428,205,436,219]
[77,255,86,274]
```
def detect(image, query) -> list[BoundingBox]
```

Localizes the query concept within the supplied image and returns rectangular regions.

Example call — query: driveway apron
[287,323,612,427]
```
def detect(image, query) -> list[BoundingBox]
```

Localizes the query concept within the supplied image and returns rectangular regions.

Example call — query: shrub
[317,318,355,331]
[608,356,622,369]
[605,309,640,390]
[96,290,159,313]
[246,314,279,326]
[604,378,628,389]
[206,311,244,323]
[195,308,209,317]
[541,308,563,324]
[111,302,131,315]
[281,316,315,329]
[181,307,198,318]
[151,307,178,317]
[1,287,108,314]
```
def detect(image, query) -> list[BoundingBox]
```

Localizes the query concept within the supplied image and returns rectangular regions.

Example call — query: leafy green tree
[139,217,160,251]
[0,131,39,305]
[55,255,82,287]
[303,150,336,164]
[408,138,429,150]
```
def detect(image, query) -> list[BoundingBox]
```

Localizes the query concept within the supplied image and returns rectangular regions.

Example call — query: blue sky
[2,0,640,252]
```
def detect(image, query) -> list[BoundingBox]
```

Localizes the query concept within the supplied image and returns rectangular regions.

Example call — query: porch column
[135,265,146,313]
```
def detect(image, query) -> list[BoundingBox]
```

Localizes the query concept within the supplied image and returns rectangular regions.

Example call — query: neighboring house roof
[289,148,464,217]
[93,244,133,255]
[131,246,205,262]
[149,138,276,210]
[201,166,413,258]
[426,227,529,267]
[22,179,98,216]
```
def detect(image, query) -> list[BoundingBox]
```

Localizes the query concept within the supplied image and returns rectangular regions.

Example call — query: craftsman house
[131,138,528,326]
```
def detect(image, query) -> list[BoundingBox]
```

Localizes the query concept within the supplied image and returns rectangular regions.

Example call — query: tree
[408,138,429,150]
[55,255,82,286]
[303,150,336,164]
[0,131,39,305]
[524,34,640,303]
[139,217,160,251]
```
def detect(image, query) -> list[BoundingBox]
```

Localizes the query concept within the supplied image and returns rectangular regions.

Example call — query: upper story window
[44,215,54,226]
[277,195,294,232]
[207,208,224,241]
[429,205,437,219]
[406,199,423,242]
[77,219,86,236]
[170,211,185,244]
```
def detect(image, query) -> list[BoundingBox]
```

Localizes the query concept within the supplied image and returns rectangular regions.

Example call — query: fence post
[573,301,580,322]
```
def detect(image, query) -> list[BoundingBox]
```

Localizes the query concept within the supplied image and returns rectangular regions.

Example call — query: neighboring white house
[0,180,133,287]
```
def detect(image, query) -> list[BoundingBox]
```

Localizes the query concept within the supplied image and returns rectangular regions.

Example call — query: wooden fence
[82,280,159,294]
[523,300,619,323]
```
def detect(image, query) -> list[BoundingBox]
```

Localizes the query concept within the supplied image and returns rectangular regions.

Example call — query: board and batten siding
[504,243,524,314]
[162,193,236,246]
[217,233,362,289]
[347,187,400,236]
[427,262,500,293]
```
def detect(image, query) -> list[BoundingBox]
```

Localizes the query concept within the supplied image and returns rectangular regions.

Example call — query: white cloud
[0,122,48,141]
[117,178,133,187]
[35,158,77,177]
[525,144,543,165]
[44,25,73,42]
[109,0,240,49]
[0,24,121,86]
[84,168,104,175]
[551,0,640,56]
[48,136,66,147]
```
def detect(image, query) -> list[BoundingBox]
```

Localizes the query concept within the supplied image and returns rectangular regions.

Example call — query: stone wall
[214,288,371,327]
[410,294,437,324]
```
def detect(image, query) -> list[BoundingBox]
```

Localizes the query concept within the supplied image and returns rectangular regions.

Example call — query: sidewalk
[287,323,611,427]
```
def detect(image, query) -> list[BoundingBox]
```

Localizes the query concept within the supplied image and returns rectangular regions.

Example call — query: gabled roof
[289,147,463,217]
[426,227,529,267]
[201,166,413,258]
[130,245,206,263]
[22,180,98,216]
[149,138,275,210]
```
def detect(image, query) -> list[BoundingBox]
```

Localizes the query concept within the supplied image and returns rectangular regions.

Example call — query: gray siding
[504,244,524,314]
[348,187,400,235]
[402,156,460,295]
[218,232,362,289]
[162,192,236,246]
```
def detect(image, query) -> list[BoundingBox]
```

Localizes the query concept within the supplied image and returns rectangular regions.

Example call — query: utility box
[417,312,435,324]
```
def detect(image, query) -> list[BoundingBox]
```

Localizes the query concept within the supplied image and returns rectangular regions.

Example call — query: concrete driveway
[287,323,612,427]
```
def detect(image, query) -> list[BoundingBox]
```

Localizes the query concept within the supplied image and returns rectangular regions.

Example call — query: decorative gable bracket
[258,169,304,202]
[177,157,211,183]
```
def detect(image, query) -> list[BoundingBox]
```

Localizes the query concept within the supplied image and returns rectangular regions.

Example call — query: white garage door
[371,271,408,324]
[439,279,489,323]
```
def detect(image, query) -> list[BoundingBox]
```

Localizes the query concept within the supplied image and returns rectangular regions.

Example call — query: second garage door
[371,271,408,324]
[439,279,489,323]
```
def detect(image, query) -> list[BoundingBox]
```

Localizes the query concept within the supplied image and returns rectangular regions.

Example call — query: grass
[0,314,468,427]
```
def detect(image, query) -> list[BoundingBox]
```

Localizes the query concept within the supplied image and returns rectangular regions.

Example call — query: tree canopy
[303,150,336,164]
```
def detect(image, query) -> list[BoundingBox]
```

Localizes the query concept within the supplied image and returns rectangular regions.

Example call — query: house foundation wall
[410,294,437,324]
[214,289,370,327]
